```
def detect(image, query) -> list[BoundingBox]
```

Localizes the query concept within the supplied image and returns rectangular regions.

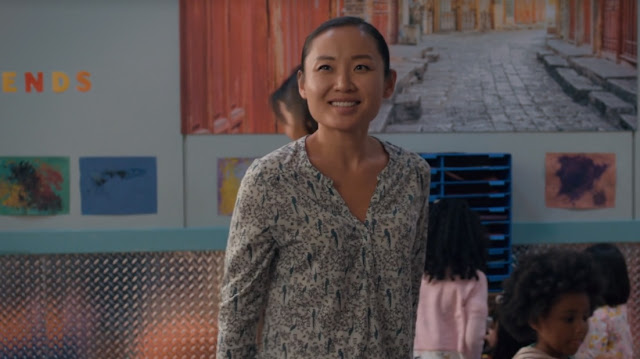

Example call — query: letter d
[52,72,70,93]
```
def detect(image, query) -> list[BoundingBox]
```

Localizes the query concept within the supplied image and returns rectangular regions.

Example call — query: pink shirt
[413,270,488,359]
[576,305,633,359]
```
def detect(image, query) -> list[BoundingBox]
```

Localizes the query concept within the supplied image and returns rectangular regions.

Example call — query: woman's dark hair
[269,65,317,135]
[300,16,391,77]
[498,248,603,343]
[424,198,488,281]
[584,243,630,306]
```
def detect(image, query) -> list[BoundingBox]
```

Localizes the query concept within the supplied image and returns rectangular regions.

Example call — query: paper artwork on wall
[217,157,255,216]
[545,153,616,209]
[80,157,157,215]
[0,157,70,215]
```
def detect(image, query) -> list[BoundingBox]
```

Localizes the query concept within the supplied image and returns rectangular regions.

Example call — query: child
[576,243,633,359]
[414,198,489,359]
[499,248,602,359]
[217,16,431,358]
[269,65,317,140]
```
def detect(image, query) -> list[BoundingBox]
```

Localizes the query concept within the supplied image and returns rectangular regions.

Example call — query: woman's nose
[335,70,355,91]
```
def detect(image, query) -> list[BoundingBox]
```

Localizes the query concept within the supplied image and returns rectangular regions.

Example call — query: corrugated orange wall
[180,0,333,134]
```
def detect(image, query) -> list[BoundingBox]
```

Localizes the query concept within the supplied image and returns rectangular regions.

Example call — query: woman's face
[298,26,396,133]
[531,292,590,358]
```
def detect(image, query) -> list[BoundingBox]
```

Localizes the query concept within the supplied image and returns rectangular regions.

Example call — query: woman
[217,16,431,358]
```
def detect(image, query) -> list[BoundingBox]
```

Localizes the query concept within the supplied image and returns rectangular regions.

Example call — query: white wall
[0,1,183,230]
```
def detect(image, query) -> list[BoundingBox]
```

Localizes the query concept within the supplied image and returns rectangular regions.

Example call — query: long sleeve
[408,160,430,351]
[410,161,430,327]
[462,271,488,359]
[216,162,278,359]
[411,195,429,313]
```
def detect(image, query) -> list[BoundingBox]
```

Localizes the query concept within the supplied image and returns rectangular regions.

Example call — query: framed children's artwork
[0,157,70,215]
[217,157,255,216]
[79,157,157,215]
[545,152,616,209]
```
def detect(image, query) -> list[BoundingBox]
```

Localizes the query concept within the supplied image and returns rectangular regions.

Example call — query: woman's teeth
[331,101,357,107]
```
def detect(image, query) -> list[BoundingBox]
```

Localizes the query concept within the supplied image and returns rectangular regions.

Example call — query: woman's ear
[383,69,397,98]
[297,69,307,100]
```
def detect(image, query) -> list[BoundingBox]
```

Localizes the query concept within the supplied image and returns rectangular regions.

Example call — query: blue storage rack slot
[420,152,512,292]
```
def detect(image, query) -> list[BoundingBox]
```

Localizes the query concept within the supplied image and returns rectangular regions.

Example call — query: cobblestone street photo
[381,29,637,133]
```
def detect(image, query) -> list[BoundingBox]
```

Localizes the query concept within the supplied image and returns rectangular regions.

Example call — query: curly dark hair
[424,198,488,281]
[498,248,603,343]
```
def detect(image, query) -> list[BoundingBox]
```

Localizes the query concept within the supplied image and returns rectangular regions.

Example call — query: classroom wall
[0,0,183,231]
[0,0,639,249]
[186,132,634,227]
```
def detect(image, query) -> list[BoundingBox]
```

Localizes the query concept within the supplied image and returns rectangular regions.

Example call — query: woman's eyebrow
[314,54,374,61]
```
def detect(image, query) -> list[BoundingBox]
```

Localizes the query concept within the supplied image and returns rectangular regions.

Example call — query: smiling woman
[216,17,431,359]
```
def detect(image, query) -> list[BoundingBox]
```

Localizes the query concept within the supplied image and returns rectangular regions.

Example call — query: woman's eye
[355,64,370,71]
[318,65,331,71]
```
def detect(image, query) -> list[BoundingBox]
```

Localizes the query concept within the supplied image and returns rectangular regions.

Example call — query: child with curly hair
[498,248,602,359]
[413,198,489,359]
[576,243,633,359]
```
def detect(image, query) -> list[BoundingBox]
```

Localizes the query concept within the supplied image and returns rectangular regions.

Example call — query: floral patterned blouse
[576,305,633,359]
[216,136,431,358]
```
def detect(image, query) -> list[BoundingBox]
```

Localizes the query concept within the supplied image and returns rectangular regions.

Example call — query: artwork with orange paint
[217,157,255,216]
[545,153,616,209]
[0,157,70,215]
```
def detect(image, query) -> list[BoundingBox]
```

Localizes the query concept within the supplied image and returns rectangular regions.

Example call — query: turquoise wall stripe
[0,227,230,254]
[512,221,640,244]
[1,221,639,255]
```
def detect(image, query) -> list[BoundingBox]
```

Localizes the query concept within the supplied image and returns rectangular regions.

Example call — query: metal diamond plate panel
[0,245,637,358]
[0,251,225,359]
[513,243,640,358]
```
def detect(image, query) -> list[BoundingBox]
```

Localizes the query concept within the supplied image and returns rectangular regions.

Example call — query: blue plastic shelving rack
[420,152,512,292]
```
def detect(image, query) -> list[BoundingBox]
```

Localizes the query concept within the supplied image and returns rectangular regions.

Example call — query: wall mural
[180,0,637,135]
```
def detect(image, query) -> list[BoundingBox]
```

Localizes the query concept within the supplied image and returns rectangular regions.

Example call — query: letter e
[2,72,18,93]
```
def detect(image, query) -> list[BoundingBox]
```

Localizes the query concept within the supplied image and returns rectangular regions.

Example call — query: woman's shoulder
[246,139,306,181]
[379,139,430,172]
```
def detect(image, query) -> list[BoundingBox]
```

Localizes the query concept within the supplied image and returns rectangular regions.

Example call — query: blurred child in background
[414,198,489,359]
[576,243,633,359]
[269,65,317,140]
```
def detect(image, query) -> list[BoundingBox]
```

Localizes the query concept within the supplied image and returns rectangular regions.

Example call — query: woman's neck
[305,128,381,171]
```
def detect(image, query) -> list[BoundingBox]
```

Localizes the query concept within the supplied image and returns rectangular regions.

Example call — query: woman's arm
[216,163,278,358]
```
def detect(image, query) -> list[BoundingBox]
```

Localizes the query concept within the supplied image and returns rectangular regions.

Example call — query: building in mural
[551,0,637,66]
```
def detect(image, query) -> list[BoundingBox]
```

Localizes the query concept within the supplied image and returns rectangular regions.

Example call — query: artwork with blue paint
[79,157,157,215]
